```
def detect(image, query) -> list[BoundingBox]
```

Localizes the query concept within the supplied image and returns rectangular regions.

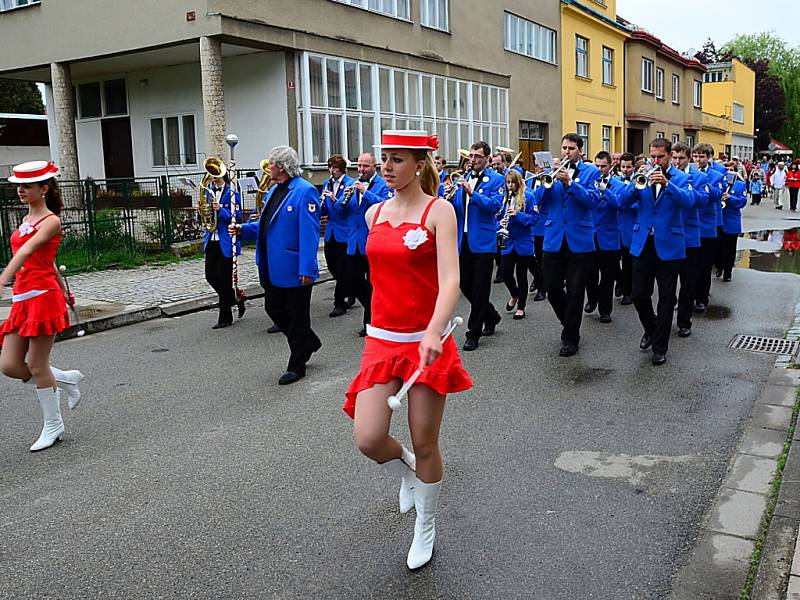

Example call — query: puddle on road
[738,228,800,275]
[568,367,613,384]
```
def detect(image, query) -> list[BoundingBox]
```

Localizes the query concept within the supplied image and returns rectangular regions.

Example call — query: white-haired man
[772,161,787,210]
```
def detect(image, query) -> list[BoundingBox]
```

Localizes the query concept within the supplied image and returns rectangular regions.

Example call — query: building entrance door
[627,128,644,157]
[101,117,134,179]
[519,121,547,172]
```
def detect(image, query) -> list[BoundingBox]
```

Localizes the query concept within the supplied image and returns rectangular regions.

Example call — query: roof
[616,17,706,71]
[770,138,792,152]
[561,0,631,35]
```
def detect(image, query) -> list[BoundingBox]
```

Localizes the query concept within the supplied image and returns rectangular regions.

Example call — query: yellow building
[699,58,756,159]
[560,0,629,157]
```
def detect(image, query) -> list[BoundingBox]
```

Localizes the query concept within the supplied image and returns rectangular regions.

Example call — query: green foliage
[0,78,45,114]
[722,33,800,153]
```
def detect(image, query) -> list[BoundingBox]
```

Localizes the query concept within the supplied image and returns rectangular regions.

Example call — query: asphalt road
[1,267,798,599]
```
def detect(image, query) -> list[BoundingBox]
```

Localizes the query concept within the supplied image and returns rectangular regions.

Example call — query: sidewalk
[0,246,331,338]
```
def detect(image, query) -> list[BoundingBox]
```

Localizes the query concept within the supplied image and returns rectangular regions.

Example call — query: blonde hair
[505,169,523,191]
[411,150,440,197]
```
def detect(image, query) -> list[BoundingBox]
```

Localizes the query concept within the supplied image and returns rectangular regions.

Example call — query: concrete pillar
[199,36,227,161]
[49,62,79,180]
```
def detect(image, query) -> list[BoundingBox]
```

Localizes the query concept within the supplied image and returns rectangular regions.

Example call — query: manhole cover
[729,335,799,356]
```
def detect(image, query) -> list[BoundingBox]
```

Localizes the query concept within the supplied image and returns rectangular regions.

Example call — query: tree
[694,38,722,65]
[743,59,786,151]
[0,78,45,114]
[722,33,800,153]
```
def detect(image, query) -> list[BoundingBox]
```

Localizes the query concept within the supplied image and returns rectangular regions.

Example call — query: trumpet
[633,164,661,190]
[198,157,227,231]
[541,160,570,189]
[254,159,273,214]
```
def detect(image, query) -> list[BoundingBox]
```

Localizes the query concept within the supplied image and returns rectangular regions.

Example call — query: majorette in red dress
[0,213,69,344]
[344,197,472,418]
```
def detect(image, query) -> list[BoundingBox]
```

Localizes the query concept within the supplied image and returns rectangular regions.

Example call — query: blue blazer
[621,165,694,261]
[534,162,601,254]
[239,176,321,288]
[681,168,710,249]
[499,189,537,256]
[321,175,355,243]
[721,180,747,234]
[527,179,547,237]
[203,185,243,258]
[452,169,504,254]
[342,174,391,255]
[607,176,637,249]
[593,177,621,251]
[698,167,724,238]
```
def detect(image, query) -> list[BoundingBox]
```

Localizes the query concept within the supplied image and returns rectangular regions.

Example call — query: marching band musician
[716,163,748,283]
[342,153,392,336]
[528,161,549,302]
[691,143,725,314]
[498,169,537,320]
[203,168,243,329]
[584,151,622,324]
[321,154,356,318]
[231,146,322,386]
[620,138,694,366]
[435,155,448,184]
[615,153,637,305]
[534,133,601,357]
[444,141,504,351]
[671,143,709,339]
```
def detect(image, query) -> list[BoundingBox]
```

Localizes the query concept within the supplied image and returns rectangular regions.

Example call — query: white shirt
[464,172,479,233]
[332,175,346,197]
[773,168,787,189]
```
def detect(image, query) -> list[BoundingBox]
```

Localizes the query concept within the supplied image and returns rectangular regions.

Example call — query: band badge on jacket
[308,203,316,212]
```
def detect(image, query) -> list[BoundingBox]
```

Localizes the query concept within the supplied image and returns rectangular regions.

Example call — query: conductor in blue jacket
[232,146,322,386]
[203,168,243,329]
[620,138,694,366]
[447,141,504,351]
[534,133,601,357]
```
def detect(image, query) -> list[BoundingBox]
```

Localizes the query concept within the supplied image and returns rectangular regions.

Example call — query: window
[732,102,745,123]
[520,121,545,141]
[0,0,40,11]
[103,79,127,116]
[331,0,410,20]
[686,134,695,148]
[75,79,129,120]
[150,115,197,167]
[672,74,680,104]
[693,80,702,108]
[602,47,613,85]
[421,0,448,31]
[703,71,726,83]
[503,12,557,64]
[577,122,589,154]
[576,36,589,78]
[655,68,664,100]
[671,133,680,144]
[641,58,654,93]
[77,83,101,119]
[602,126,611,152]
[298,52,509,165]
[656,131,665,139]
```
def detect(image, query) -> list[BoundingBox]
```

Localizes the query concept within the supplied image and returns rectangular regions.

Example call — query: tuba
[198,157,227,231]
[254,159,273,214]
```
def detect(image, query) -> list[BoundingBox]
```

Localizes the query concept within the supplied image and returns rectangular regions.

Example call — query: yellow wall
[561,2,628,156]
[699,58,755,152]
[731,59,755,137]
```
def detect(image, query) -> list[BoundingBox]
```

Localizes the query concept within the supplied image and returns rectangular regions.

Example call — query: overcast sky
[616,0,800,55]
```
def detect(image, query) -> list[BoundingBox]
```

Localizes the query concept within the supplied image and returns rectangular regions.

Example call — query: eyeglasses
[468,153,486,160]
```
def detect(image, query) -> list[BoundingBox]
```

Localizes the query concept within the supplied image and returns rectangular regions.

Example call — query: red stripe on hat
[12,162,58,180]
[381,133,439,151]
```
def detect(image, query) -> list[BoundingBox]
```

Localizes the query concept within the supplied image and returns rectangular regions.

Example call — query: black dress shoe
[462,336,479,351]
[529,282,537,293]
[559,343,578,357]
[212,321,232,330]
[599,314,612,324]
[614,282,622,298]
[483,313,501,336]
[505,298,517,312]
[278,371,305,385]
[651,353,667,366]
[237,300,246,319]
[715,268,723,278]
[693,303,706,314]
[267,323,281,334]
[584,301,597,314]
[639,333,652,350]
[513,310,526,320]
[723,275,732,282]
[678,327,692,338]
[329,306,347,318]
[620,295,633,306]
[534,291,546,302]
[358,327,367,337]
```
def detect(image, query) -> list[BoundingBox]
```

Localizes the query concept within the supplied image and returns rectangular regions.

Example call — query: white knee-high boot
[50,367,84,410]
[406,478,442,569]
[30,387,64,452]
[379,445,416,513]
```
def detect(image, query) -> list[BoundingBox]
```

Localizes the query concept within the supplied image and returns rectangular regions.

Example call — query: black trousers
[501,252,531,310]
[459,235,500,339]
[324,237,348,308]
[619,248,633,297]
[751,193,761,206]
[585,248,620,316]
[542,241,595,345]
[677,246,702,330]
[791,187,799,211]
[632,237,683,355]
[263,280,321,374]
[205,241,235,324]
[696,236,717,305]
[529,235,545,291]
[717,232,739,278]
[346,251,372,326]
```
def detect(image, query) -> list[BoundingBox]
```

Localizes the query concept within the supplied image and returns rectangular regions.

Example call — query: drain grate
[729,335,799,356]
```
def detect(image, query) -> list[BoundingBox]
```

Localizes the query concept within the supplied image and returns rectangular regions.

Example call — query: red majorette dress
[344,197,473,418]
[0,213,69,344]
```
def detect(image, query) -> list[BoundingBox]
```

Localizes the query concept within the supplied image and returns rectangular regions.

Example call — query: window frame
[602,125,611,152]
[0,0,40,12]
[655,67,664,100]
[656,131,665,139]
[732,102,745,124]
[671,133,680,144]
[693,80,702,108]
[149,113,198,168]
[575,35,590,79]
[641,58,654,94]
[577,122,590,155]
[420,0,449,32]
[74,78,130,121]
[503,12,557,65]
[329,0,411,21]
[601,46,614,86]
[671,74,680,104]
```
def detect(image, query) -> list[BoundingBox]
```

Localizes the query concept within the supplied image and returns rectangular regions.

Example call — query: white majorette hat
[8,160,60,183]
[378,130,439,151]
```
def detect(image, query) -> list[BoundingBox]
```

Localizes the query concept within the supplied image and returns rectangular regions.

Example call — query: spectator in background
[772,161,787,210]
[732,156,746,179]
[787,162,800,211]
[749,169,763,205]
